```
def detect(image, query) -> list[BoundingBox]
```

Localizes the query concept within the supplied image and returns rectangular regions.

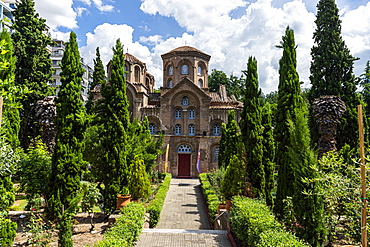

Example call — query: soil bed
[11,212,109,247]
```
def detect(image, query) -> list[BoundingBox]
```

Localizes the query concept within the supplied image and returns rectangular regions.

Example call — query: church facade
[96,46,242,177]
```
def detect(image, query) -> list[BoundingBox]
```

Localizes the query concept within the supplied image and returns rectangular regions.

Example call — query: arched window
[134,66,140,82]
[178,144,192,153]
[188,124,195,136]
[188,109,196,119]
[168,79,173,88]
[181,64,188,75]
[149,123,156,134]
[198,66,202,75]
[214,147,219,162]
[175,124,182,135]
[175,108,182,119]
[213,124,221,136]
[182,96,189,105]
[198,79,203,88]
[168,66,173,75]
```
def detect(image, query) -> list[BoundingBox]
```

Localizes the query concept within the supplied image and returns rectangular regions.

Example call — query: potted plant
[116,187,131,209]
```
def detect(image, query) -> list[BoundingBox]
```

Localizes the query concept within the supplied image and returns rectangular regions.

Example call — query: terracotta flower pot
[225,199,232,210]
[116,194,131,209]
[218,203,227,214]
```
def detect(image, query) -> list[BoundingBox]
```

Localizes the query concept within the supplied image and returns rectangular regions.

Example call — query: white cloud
[140,0,247,32]
[34,0,78,30]
[141,0,315,93]
[91,0,114,12]
[139,35,164,46]
[79,23,152,73]
[75,7,88,17]
[77,0,92,5]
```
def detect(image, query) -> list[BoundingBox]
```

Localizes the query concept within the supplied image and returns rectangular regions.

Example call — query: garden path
[136,178,233,247]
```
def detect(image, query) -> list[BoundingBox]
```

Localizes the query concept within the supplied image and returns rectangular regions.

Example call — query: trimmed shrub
[256,229,309,247]
[199,173,221,218]
[94,202,145,247]
[147,173,172,227]
[230,196,281,246]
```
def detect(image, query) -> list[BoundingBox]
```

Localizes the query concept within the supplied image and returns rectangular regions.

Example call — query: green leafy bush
[0,215,17,247]
[18,140,51,210]
[128,155,151,200]
[147,173,171,227]
[207,168,225,201]
[0,137,19,246]
[199,173,221,218]
[230,196,281,246]
[94,202,145,247]
[256,229,309,247]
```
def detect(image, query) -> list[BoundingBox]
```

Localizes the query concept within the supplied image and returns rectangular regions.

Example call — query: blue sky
[34,0,370,93]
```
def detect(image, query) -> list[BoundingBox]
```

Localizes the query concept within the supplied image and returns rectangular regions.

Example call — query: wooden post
[358,104,367,247]
[0,96,3,129]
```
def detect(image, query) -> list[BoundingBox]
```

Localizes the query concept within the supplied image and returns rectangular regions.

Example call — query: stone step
[142,228,228,235]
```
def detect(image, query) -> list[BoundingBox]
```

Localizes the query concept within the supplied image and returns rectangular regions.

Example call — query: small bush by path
[147,173,172,227]
[231,196,307,246]
[93,202,145,247]
[199,173,221,218]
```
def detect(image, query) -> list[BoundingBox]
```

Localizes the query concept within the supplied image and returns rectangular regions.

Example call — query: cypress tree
[274,27,302,218]
[261,103,275,207]
[94,39,130,214]
[239,56,265,198]
[361,60,370,113]
[309,0,360,149]
[86,47,105,114]
[218,110,241,169]
[288,105,326,246]
[12,0,54,150]
[0,30,20,148]
[46,32,86,246]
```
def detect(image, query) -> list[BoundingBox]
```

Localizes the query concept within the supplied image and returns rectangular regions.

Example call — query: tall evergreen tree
[46,32,86,246]
[288,105,326,246]
[94,39,130,214]
[309,0,360,149]
[12,0,54,150]
[86,47,105,114]
[361,60,370,113]
[239,56,265,198]
[0,30,20,148]
[218,110,241,169]
[261,103,275,207]
[274,27,302,218]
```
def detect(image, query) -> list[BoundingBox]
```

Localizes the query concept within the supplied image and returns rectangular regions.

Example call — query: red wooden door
[178,154,191,176]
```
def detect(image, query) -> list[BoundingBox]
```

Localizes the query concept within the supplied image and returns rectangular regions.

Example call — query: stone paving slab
[136,232,232,247]
[136,178,233,247]
[156,178,210,230]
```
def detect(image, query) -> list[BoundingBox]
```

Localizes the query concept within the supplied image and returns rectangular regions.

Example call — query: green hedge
[256,229,309,247]
[94,202,145,247]
[147,173,172,227]
[231,196,307,246]
[199,173,221,218]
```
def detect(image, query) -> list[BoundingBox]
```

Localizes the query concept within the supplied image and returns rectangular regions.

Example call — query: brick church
[94,46,242,177]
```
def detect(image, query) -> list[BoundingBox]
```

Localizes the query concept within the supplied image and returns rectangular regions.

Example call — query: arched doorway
[177,144,192,177]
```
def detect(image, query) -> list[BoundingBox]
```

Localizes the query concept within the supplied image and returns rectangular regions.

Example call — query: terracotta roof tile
[162,46,209,56]
[125,53,145,65]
